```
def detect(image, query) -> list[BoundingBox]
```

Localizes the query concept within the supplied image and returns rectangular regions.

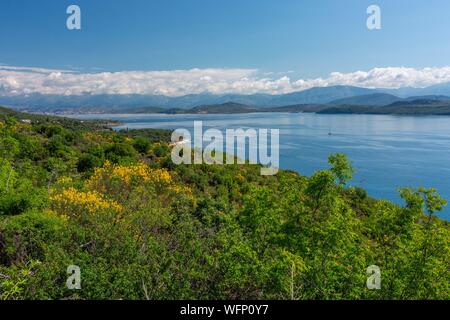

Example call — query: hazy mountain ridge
[0,85,374,110]
[317,102,450,115]
[329,93,403,106]
[330,93,450,107]
[2,82,450,113]
[125,99,450,115]
[171,97,450,115]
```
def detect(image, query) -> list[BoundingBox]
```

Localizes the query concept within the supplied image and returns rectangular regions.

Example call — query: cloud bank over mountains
[1,65,450,97]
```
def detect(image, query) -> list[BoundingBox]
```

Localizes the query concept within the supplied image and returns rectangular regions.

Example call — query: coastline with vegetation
[0,106,449,300]
[12,99,450,117]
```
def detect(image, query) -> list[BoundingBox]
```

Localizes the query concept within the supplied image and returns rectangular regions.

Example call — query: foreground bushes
[0,115,449,299]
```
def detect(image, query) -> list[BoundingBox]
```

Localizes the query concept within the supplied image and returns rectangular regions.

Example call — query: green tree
[328,153,354,186]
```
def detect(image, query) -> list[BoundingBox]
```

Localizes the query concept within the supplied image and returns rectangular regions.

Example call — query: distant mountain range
[318,99,450,116]
[329,93,450,106]
[0,85,376,111]
[329,93,402,106]
[158,100,450,116]
[2,82,450,113]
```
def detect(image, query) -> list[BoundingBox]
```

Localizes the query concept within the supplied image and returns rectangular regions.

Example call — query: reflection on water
[71,112,450,220]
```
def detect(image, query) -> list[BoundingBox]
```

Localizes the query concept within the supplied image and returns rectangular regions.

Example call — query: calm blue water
[71,113,450,220]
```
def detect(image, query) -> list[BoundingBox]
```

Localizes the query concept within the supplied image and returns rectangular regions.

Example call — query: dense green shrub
[132,137,151,154]
[105,142,137,164]
[77,154,103,173]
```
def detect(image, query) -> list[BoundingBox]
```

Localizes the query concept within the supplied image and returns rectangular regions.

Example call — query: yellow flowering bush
[56,176,73,184]
[53,176,73,189]
[151,169,172,184]
[84,161,191,212]
[83,132,113,143]
[50,187,123,215]
[169,184,192,195]
[87,161,174,190]
[87,161,148,186]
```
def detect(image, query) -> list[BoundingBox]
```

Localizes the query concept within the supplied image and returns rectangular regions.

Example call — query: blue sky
[1,0,450,96]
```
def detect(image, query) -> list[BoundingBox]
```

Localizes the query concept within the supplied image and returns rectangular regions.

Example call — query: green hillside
[329,93,402,106]
[318,101,450,115]
[0,107,448,300]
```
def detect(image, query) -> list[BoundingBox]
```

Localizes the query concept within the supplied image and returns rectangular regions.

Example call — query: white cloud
[1,65,450,96]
